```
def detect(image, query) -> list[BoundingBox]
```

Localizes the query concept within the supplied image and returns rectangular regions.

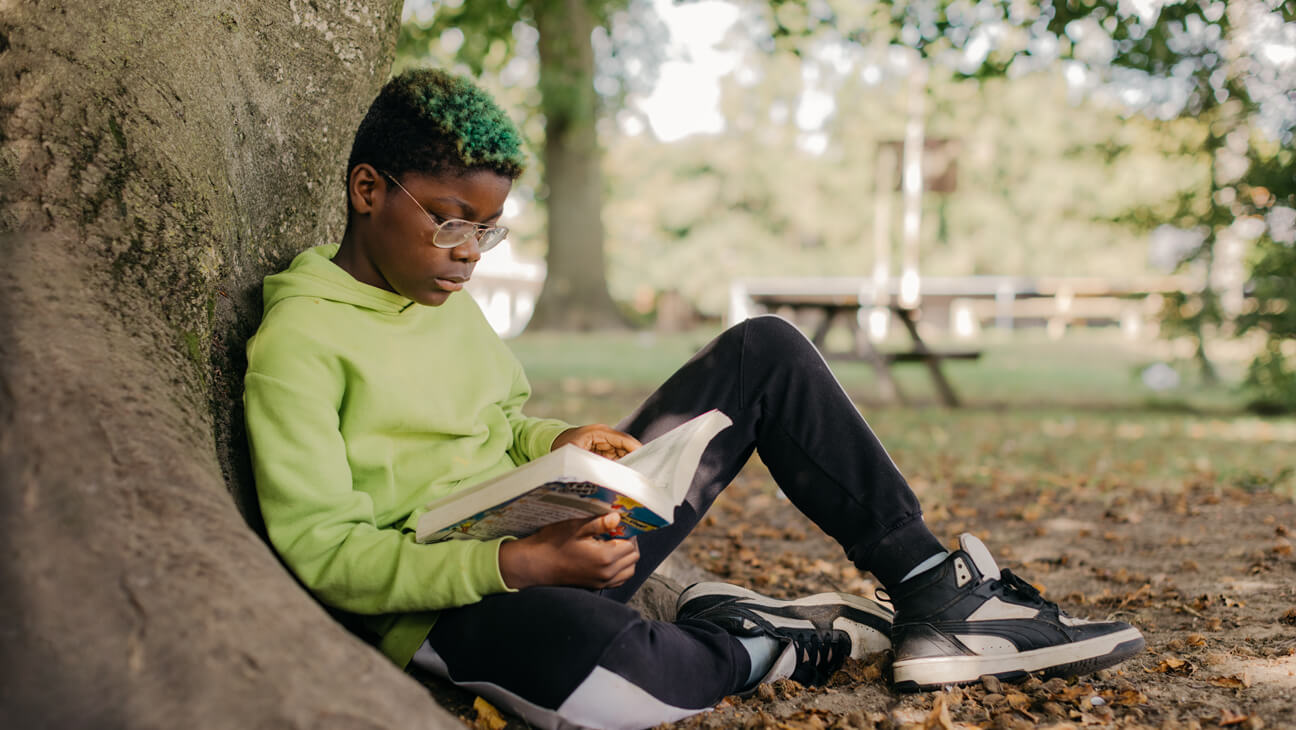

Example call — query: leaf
[471,696,508,730]
[1111,688,1150,706]
[1211,674,1251,690]
[922,693,955,730]
[1005,692,1032,710]
[1150,656,1196,675]
[1220,709,1251,726]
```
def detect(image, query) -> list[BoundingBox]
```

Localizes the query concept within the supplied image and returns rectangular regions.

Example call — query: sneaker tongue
[958,533,1000,581]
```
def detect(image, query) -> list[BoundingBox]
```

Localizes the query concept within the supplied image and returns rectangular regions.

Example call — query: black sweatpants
[411,316,944,729]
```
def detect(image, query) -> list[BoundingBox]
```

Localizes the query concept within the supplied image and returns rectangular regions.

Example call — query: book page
[425,480,671,541]
[618,409,732,504]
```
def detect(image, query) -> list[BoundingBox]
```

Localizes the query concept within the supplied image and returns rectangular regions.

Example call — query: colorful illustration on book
[430,481,670,541]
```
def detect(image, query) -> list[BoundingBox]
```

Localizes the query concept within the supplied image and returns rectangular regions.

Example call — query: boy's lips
[435,276,469,292]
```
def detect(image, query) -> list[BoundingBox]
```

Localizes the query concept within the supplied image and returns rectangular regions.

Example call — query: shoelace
[997,569,1059,610]
[787,630,850,685]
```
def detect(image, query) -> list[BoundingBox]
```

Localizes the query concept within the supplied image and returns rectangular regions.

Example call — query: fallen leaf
[1211,674,1251,690]
[1220,709,1250,726]
[1150,656,1196,676]
[923,693,955,730]
[1005,692,1031,710]
[1111,688,1150,706]
[1118,584,1153,608]
[471,697,508,730]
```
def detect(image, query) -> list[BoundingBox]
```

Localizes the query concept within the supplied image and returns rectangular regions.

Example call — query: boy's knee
[740,315,814,355]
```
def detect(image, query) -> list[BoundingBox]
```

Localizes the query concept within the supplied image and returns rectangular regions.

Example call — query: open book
[415,409,732,543]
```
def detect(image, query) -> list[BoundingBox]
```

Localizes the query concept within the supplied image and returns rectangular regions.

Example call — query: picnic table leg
[852,323,906,405]
[808,307,834,350]
[894,308,961,408]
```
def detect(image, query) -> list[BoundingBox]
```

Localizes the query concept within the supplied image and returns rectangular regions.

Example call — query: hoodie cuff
[487,536,519,594]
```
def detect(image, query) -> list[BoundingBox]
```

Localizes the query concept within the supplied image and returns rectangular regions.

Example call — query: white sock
[900,551,949,583]
[737,634,783,687]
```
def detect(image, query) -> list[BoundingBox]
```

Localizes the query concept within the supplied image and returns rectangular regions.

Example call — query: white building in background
[465,240,546,338]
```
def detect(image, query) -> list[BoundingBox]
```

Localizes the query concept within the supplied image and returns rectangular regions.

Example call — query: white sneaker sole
[677,582,893,657]
[892,627,1145,689]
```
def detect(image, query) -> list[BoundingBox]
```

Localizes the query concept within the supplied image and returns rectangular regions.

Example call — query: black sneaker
[887,534,1145,691]
[676,582,893,686]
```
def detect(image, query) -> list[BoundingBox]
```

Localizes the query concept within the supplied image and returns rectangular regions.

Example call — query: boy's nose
[450,237,482,263]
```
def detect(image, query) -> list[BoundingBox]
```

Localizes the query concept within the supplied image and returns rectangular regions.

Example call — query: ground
[435,330,1296,730]
[667,464,1296,729]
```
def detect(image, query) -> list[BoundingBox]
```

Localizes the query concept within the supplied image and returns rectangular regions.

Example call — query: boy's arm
[245,353,513,615]
[501,358,572,463]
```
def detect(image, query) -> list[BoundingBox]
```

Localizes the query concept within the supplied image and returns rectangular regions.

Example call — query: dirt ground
[428,373,1296,730]
[664,466,1296,730]
[438,458,1296,730]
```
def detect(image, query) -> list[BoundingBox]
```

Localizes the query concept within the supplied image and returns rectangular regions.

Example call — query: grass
[507,324,1296,498]
[509,325,1248,410]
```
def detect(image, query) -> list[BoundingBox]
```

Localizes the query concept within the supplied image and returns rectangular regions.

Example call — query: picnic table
[740,291,981,407]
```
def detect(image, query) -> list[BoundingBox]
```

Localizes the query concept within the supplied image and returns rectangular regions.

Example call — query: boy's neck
[332,230,389,292]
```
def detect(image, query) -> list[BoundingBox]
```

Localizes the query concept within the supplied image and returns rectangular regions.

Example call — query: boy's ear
[348,164,384,215]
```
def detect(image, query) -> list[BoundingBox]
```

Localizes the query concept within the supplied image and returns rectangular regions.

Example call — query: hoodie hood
[262,244,414,315]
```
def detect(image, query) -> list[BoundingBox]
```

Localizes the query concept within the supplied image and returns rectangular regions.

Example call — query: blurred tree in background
[398,0,660,329]
[602,65,1197,315]
[757,0,1295,402]
[399,0,1294,408]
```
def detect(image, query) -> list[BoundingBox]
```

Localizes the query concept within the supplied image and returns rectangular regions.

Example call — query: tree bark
[0,2,459,727]
[529,0,627,330]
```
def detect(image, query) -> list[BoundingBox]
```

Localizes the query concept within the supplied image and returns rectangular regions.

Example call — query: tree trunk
[529,0,627,330]
[0,2,459,727]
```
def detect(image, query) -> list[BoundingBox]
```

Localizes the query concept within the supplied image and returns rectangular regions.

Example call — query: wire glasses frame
[379,170,509,252]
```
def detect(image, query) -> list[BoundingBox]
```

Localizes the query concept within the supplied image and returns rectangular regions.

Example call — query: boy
[244,69,1144,730]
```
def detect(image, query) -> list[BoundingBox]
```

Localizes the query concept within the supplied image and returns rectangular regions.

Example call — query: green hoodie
[244,244,571,667]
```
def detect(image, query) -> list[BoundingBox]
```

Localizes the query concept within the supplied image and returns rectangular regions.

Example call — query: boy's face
[348,166,512,307]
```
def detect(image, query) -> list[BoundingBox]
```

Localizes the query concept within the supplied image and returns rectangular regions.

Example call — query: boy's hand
[498,513,640,590]
[551,424,642,460]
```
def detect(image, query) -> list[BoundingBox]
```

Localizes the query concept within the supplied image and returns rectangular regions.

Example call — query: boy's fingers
[612,431,642,453]
[603,538,637,563]
[575,511,619,537]
[605,562,638,588]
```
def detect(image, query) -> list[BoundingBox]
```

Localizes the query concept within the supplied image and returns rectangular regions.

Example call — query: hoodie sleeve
[244,327,514,615]
[502,356,572,463]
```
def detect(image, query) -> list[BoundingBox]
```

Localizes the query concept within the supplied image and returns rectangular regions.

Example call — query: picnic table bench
[740,291,981,407]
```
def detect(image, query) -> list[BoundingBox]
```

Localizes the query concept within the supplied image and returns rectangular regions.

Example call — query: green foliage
[1244,341,1296,413]
[397,0,529,77]
[1238,229,1296,409]
[762,0,1296,406]
[601,69,1194,315]
[1232,136,1296,409]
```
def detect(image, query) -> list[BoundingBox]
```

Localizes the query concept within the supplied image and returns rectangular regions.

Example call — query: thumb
[577,511,619,537]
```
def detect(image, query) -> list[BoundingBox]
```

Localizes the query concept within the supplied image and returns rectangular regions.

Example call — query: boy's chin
[409,289,454,307]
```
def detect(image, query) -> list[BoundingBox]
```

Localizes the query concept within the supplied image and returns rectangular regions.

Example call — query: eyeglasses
[380,170,509,252]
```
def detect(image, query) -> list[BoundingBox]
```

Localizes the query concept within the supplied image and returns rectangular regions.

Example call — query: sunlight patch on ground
[1209,656,1296,689]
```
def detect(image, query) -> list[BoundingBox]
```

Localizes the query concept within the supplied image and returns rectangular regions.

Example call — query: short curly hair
[346,68,526,196]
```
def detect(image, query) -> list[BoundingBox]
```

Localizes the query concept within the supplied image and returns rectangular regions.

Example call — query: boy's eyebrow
[427,196,504,223]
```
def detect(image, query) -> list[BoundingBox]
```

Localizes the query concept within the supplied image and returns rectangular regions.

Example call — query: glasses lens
[433,221,477,248]
[478,226,508,252]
